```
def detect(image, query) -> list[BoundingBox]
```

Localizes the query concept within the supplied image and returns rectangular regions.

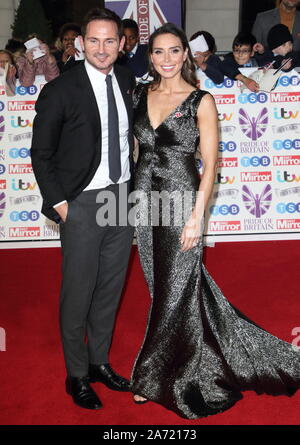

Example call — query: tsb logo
[238,92,268,104]
[219,141,237,152]
[273,139,300,150]
[240,156,270,167]
[9,210,40,222]
[205,78,234,89]
[210,204,240,215]
[276,202,300,213]
[15,85,38,95]
[9,148,31,159]
[277,76,299,87]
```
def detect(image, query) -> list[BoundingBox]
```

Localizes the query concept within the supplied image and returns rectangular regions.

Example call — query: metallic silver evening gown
[130,83,300,419]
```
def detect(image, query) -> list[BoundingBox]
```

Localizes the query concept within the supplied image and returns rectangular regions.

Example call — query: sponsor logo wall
[199,69,300,236]
[0,76,60,241]
[0,69,299,242]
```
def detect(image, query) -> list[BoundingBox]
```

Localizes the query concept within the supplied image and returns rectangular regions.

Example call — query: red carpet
[0,241,299,425]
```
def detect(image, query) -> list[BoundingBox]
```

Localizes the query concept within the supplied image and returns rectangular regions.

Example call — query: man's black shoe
[66,376,103,410]
[89,363,131,392]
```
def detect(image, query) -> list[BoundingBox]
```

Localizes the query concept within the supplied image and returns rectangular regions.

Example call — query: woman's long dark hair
[147,22,197,90]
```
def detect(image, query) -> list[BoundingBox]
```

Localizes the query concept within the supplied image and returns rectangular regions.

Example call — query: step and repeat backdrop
[0,77,60,243]
[197,68,300,240]
[0,66,300,244]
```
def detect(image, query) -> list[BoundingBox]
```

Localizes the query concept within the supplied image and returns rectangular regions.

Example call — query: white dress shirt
[83,59,130,191]
[54,59,130,208]
[128,43,138,57]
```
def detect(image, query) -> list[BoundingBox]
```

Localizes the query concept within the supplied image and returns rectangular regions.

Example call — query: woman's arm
[180,93,218,252]
[16,54,35,87]
[197,93,219,211]
[40,43,60,82]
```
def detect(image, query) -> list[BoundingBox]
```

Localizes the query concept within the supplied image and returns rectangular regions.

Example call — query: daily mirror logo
[209,221,241,232]
[271,92,300,103]
[9,227,40,237]
[9,164,33,174]
[276,219,300,229]
[214,94,235,105]
[273,155,300,166]
[7,101,35,112]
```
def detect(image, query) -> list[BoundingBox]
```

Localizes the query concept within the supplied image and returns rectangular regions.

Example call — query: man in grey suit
[252,0,300,51]
[31,8,135,410]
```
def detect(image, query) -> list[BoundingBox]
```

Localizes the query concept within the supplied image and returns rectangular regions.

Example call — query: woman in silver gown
[130,23,300,419]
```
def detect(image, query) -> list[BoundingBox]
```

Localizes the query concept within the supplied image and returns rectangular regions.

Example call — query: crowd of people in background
[0,0,299,95]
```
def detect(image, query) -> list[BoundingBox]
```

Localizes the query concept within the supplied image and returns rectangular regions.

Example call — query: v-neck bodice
[133,83,208,152]
[146,89,198,132]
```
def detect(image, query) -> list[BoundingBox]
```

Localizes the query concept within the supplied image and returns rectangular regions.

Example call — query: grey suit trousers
[59,182,134,377]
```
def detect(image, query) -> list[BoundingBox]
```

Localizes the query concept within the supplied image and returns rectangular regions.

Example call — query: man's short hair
[81,8,123,39]
[232,32,256,50]
[122,19,139,35]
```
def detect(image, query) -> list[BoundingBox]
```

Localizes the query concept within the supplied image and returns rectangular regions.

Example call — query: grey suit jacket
[252,7,300,51]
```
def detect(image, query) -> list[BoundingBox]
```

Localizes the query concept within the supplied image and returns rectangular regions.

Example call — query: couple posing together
[31,8,300,419]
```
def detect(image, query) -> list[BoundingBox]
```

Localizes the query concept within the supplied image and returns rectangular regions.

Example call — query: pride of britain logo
[0,115,4,141]
[0,192,6,218]
[105,0,167,43]
[242,184,272,218]
[239,108,268,141]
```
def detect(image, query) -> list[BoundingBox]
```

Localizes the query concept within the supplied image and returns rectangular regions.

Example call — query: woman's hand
[39,43,55,64]
[282,58,292,71]
[180,212,203,252]
[7,65,17,79]
[194,51,208,70]
[25,49,34,64]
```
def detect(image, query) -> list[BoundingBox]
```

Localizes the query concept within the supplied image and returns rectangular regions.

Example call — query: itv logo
[12,179,37,191]
[10,116,33,128]
[276,171,300,182]
[273,107,299,120]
